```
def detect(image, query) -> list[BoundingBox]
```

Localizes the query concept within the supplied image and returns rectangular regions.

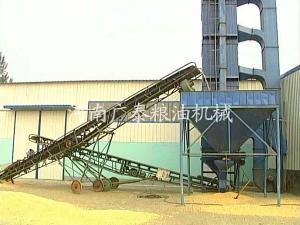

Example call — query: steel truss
[68,147,218,190]
[179,104,282,207]
[26,131,218,193]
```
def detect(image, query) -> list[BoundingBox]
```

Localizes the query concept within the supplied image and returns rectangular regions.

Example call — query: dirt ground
[0,179,299,225]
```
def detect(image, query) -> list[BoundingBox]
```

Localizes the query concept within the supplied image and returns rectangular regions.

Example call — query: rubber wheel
[102,179,111,192]
[109,177,119,189]
[93,179,104,192]
[71,180,82,194]
[128,168,138,177]
[140,171,146,178]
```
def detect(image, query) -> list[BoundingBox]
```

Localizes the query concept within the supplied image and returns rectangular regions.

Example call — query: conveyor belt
[69,148,218,189]
[0,63,201,181]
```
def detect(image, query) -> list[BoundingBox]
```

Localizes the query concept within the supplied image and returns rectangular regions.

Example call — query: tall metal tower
[201,0,280,90]
[179,0,282,206]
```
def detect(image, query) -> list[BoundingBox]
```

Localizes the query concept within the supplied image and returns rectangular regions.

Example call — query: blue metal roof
[281,65,300,80]
[3,104,76,111]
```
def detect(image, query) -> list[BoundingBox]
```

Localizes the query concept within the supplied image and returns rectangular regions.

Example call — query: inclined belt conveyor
[0,63,202,184]
[69,148,217,188]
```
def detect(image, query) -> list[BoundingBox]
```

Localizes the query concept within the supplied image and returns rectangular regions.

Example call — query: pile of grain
[0,191,159,225]
[184,192,300,218]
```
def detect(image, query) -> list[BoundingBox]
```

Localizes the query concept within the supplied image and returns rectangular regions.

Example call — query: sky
[0,0,299,82]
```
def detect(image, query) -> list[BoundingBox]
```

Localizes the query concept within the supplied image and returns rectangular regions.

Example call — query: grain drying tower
[179,0,283,206]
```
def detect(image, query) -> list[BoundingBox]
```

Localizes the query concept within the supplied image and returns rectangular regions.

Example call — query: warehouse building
[281,65,300,192]
[0,69,299,193]
[0,79,263,181]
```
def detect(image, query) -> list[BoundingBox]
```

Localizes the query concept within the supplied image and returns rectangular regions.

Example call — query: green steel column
[62,110,68,181]
[35,110,42,179]
[180,94,184,205]
[11,111,17,162]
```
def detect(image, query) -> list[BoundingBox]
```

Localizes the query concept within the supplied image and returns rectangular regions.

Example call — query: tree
[0,52,12,83]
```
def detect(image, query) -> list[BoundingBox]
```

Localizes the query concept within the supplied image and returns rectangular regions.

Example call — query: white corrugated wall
[281,69,300,170]
[13,111,39,178]
[0,79,264,179]
[0,111,15,165]
[0,111,14,139]
[38,111,66,180]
